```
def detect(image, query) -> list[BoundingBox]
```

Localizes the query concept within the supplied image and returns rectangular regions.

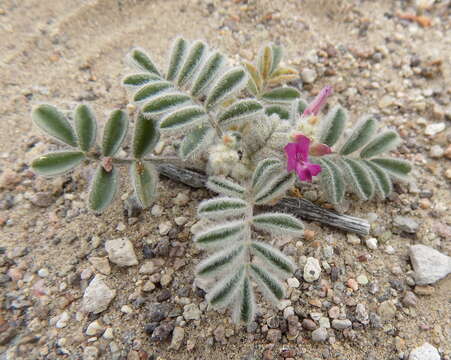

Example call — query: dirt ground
[0,0,450,359]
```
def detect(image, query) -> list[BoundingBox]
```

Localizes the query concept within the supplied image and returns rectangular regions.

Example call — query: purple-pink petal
[307,163,322,177]
[294,134,310,160]
[296,163,312,182]
[284,143,298,171]
[303,85,333,116]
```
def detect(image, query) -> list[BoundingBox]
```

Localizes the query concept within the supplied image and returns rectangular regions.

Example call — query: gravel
[409,343,440,360]
[409,244,451,285]
[82,275,116,314]
[311,327,328,342]
[105,238,138,267]
[303,257,321,282]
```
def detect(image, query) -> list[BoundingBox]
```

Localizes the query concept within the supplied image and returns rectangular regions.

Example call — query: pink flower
[302,85,333,117]
[284,135,322,182]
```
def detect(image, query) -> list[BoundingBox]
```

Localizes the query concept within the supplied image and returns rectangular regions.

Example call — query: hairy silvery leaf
[363,160,392,198]
[32,104,77,147]
[166,37,188,81]
[254,172,295,205]
[206,176,246,198]
[253,212,304,235]
[297,98,308,115]
[131,161,158,208]
[206,266,245,309]
[370,158,412,180]
[196,245,245,278]
[128,48,160,75]
[177,40,207,87]
[261,87,300,104]
[179,125,214,160]
[270,43,283,74]
[250,241,296,277]
[232,276,255,324]
[74,104,96,152]
[218,99,263,128]
[122,73,160,87]
[205,67,247,109]
[197,197,248,218]
[194,221,245,249]
[318,158,345,204]
[360,130,400,158]
[249,263,285,304]
[341,158,375,200]
[142,93,191,115]
[339,116,377,155]
[32,151,85,177]
[257,45,273,80]
[132,113,159,158]
[251,158,283,192]
[268,67,298,86]
[159,106,207,131]
[89,165,118,212]
[243,61,262,96]
[318,105,346,147]
[133,81,173,102]
[191,51,226,97]
[265,105,290,120]
[102,110,128,157]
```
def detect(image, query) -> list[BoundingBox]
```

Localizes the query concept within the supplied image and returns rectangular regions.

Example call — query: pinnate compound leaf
[232,276,255,324]
[339,116,377,155]
[194,221,245,249]
[32,104,77,147]
[254,172,295,205]
[131,161,158,208]
[318,105,346,147]
[253,212,304,235]
[341,158,375,200]
[191,51,226,97]
[177,40,207,87]
[159,106,207,131]
[363,160,392,198]
[261,87,300,103]
[166,37,188,81]
[205,67,247,109]
[206,176,246,198]
[32,151,85,177]
[142,93,191,115]
[179,124,214,159]
[360,130,400,158]
[89,165,118,212]
[251,158,282,191]
[102,110,128,157]
[133,81,173,102]
[196,245,244,278]
[133,113,159,158]
[370,157,412,180]
[250,241,295,277]
[318,158,345,204]
[206,266,245,308]
[122,73,160,87]
[197,197,248,218]
[128,48,160,75]
[74,104,96,152]
[218,99,263,127]
[249,264,285,303]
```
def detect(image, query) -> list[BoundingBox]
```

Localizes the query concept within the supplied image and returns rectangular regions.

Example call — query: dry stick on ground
[158,164,370,236]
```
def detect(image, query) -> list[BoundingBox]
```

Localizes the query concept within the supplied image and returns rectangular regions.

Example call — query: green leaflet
[122,73,160,87]
[360,130,400,158]
[197,197,248,218]
[318,158,345,204]
[89,165,118,212]
[32,151,85,177]
[363,160,392,198]
[194,221,245,248]
[129,48,160,75]
[74,104,97,152]
[319,105,346,147]
[132,113,159,158]
[218,99,263,127]
[130,161,158,208]
[270,43,283,74]
[196,245,244,277]
[177,40,207,87]
[142,93,191,115]
[250,241,295,276]
[339,116,377,155]
[206,266,245,308]
[179,124,213,159]
[341,158,375,200]
[370,157,412,180]
[159,106,206,131]
[206,67,247,109]
[297,98,308,115]
[206,176,246,198]
[133,81,173,102]
[249,264,284,302]
[243,61,262,96]
[32,104,77,147]
[257,45,273,80]
[233,276,255,324]
[251,158,282,191]
[166,37,188,81]
[254,172,295,205]
[253,212,304,235]
[102,110,128,157]
[265,105,290,120]
[191,51,226,97]
[261,87,300,103]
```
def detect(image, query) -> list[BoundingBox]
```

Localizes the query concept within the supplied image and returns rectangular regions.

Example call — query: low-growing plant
[30,37,412,324]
